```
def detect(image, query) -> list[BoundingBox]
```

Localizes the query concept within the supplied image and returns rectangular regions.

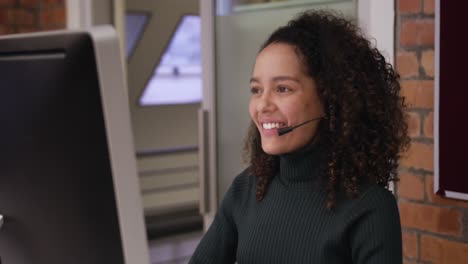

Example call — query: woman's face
[249,43,324,155]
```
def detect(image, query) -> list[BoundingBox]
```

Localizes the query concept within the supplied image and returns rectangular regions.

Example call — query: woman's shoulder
[220,167,256,213]
[358,184,397,206]
[345,184,399,219]
[228,167,256,196]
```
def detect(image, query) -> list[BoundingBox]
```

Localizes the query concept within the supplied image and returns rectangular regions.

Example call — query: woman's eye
[277,86,290,93]
[250,87,261,94]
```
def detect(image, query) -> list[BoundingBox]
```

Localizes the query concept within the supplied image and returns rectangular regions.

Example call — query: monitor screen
[0,27,149,264]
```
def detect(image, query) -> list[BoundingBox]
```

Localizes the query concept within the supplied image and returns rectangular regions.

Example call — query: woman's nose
[257,92,276,113]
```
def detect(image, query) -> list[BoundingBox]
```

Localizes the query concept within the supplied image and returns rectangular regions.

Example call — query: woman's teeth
[262,122,284,129]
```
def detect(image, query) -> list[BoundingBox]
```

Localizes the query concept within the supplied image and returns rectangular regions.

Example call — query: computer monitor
[0,26,150,264]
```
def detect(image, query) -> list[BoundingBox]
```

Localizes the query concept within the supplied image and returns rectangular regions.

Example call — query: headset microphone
[277,116,327,136]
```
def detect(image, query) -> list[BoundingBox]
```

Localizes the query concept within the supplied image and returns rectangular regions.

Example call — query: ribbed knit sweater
[189,145,402,264]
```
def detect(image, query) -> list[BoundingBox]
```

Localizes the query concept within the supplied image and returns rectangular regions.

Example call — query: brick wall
[0,0,65,35]
[396,0,468,263]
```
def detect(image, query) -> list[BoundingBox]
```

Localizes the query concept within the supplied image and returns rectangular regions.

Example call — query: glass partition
[217,0,353,15]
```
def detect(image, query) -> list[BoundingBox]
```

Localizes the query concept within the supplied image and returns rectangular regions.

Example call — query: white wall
[358,0,395,65]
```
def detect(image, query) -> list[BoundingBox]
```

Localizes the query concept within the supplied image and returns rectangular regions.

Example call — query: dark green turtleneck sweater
[189,145,402,263]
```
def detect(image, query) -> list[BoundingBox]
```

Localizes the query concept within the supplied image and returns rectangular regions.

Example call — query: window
[125,13,149,59]
[136,15,202,106]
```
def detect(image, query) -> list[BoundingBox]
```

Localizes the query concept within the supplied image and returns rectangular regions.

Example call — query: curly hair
[244,10,410,208]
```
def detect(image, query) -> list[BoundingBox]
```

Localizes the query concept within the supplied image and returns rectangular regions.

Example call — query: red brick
[401,142,433,171]
[39,7,65,27]
[40,23,63,30]
[40,0,64,6]
[398,172,424,201]
[10,8,36,26]
[0,0,16,7]
[407,111,421,137]
[399,0,421,14]
[20,0,39,8]
[39,9,53,26]
[402,231,419,259]
[399,201,462,236]
[421,50,434,78]
[397,51,419,78]
[0,24,14,34]
[421,235,468,263]
[424,111,433,138]
[17,25,37,33]
[0,9,6,24]
[403,260,418,264]
[56,7,66,26]
[401,80,434,109]
[0,24,8,35]
[400,19,435,47]
[425,176,468,208]
[423,0,435,15]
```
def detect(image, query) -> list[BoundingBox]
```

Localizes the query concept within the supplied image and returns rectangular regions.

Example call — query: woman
[190,10,410,264]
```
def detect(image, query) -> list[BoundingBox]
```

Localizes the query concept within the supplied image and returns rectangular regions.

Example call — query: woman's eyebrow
[249,76,300,83]
[249,77,260,83]
[272,76,300,83]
